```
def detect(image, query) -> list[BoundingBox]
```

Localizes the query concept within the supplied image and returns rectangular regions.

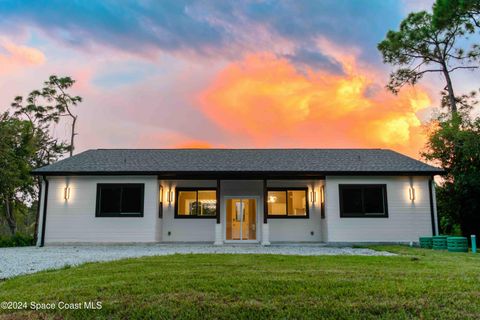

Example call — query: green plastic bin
[419,236,433,249]
[432,235,448,250]
[447,236,468,252]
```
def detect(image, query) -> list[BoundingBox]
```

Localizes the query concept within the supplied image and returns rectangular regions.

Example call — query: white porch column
[261,223,270,246]
[214,223,223,245]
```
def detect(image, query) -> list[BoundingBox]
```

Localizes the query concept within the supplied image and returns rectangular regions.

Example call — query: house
[32,149,444,246]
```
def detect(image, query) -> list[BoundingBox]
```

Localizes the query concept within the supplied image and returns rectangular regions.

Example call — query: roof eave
[31,169,446,177]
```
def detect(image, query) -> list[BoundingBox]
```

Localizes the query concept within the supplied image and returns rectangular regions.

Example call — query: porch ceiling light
[409,187,415,201]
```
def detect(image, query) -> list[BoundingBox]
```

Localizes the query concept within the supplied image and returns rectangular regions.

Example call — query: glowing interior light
[267,196,277,203]
[201,199,217,204]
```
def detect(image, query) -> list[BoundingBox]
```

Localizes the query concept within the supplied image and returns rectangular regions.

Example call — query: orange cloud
[198,52,431,157]
[129,128,219,150]
[0,38,45,74]
[175,140,214,149]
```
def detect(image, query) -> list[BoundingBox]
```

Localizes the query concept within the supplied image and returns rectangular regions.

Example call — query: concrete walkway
[0,244,395,279]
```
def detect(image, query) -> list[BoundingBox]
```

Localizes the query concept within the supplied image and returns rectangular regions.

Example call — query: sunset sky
[1,0,478,158]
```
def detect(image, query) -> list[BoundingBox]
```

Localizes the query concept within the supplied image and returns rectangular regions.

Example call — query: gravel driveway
[0,244,395,279]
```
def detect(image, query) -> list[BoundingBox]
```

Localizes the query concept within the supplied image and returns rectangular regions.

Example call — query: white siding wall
[40,176,160,244]
[324,176,434,242]
[267,180,323,242]
[38,175,435,244]
[160,180,217,242]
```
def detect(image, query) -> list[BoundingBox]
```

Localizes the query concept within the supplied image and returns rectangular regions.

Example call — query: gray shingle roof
[32,149,444,176]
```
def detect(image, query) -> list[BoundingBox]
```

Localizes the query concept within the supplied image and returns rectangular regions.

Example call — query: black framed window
[267,188,309,218]
[175,188,217,218]
[96,184,144,217]
[339,184,388,218]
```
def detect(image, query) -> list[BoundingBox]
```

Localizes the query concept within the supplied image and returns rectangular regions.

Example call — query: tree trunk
[442,65,457,115]
[69,115,77,157]
[4,199,17,235]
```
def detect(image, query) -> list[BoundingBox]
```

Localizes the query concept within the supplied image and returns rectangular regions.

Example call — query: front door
[226,198,257,241]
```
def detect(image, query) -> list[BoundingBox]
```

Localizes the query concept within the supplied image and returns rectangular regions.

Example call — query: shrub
[0,234,35,247]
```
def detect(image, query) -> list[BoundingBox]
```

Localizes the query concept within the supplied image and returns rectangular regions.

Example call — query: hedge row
[0,234,35,247]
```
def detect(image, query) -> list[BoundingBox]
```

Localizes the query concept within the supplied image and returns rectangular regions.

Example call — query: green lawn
[0,246,479,319]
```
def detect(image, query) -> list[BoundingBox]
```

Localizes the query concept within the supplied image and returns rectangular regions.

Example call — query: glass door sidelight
[226,198,257,241]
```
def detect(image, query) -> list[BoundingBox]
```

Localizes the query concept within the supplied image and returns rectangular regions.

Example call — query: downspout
[33,179,42,244]
[40,176,49,247]
[428,177,437,236]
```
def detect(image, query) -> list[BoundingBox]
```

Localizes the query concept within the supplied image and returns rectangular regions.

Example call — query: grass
[0,246,479,319]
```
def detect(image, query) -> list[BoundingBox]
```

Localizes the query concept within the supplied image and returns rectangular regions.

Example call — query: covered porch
[158,175,326,245]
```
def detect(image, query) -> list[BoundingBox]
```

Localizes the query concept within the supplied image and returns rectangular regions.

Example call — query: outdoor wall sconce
[159,186,164,202]
[310,191,317,203]
[167,189,174,204]
[64,187,71,201]
[320,186,325,204]
[409,187,416,201]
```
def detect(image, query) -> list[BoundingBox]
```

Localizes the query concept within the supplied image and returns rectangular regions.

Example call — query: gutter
[39,176,49,247]
[428,177,437,236]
